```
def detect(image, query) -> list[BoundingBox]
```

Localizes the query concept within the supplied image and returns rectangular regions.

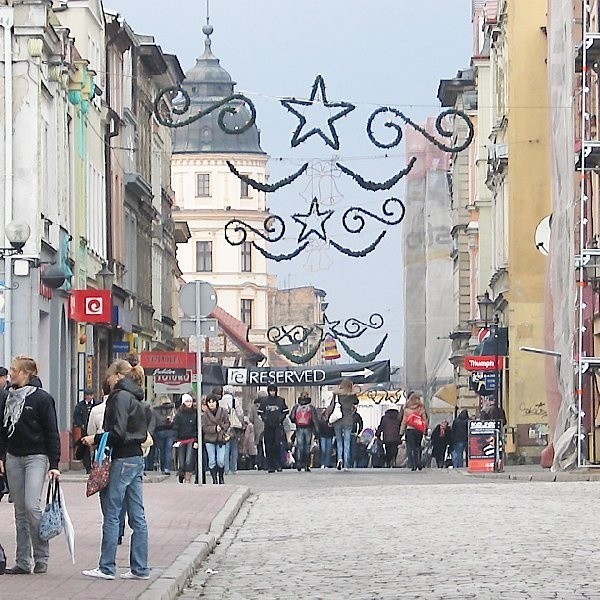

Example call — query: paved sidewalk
[0,474,249,600]
[463,463,600,481]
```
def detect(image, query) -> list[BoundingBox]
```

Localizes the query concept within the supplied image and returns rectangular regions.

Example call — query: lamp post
[2,220,31,366]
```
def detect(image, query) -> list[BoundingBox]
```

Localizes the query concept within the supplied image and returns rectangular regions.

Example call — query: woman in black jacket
[81,360,150,581]
[0,355,60,575]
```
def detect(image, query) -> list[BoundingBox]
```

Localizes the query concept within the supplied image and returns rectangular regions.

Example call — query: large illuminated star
[281,75,355,150]
[292,197,334,243]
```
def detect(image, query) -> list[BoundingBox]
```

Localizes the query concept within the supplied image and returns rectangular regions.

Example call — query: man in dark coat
[376,407,403,467]
[258,384,288,473]
[451,409,470,468]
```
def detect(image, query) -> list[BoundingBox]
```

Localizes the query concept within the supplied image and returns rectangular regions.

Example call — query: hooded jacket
[258,386,289,429]
[451,410,470,443]
[97,377,147,459]
[153,401,175,431]
[376,408,403,443]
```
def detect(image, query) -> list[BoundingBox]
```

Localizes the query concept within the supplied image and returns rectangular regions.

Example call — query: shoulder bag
[328,397,343,425]
[406,412,428,434]
[86,432,112,497]
[39,479,63,541]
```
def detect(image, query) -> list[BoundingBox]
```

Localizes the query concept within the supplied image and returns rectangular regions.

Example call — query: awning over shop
[432,383,457,405]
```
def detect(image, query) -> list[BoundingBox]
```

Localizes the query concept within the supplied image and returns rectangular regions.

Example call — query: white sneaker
[120,570,150,580]
[82,567,115,580]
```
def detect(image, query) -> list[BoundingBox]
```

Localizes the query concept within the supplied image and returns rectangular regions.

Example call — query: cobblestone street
[178,470,600,599]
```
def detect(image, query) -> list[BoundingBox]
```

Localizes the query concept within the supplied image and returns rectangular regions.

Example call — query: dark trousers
[383,442,399,467]
[82,446,92,474]
[264,427,282,471]
[405,429,423,469]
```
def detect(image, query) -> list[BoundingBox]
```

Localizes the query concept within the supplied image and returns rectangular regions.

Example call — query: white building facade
[171,26,276,350]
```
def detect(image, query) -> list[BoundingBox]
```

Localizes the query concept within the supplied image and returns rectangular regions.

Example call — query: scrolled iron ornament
[153,86,256,134]
[366,106,474,153]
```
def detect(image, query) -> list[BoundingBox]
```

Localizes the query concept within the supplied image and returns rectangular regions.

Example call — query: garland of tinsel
[336,157,417,191]
[227,161,309,193]
[274,340,322,364]
[337,334,388,363]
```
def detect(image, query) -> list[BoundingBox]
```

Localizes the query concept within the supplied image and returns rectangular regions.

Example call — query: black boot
[210,467,218,484]
[218,467,225,484]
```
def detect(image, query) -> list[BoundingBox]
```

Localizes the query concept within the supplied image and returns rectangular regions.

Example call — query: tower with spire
[171,22,275,351]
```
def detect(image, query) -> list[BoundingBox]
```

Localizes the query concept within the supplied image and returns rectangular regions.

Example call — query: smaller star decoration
[292,197,334,243]
[281,75,355,150]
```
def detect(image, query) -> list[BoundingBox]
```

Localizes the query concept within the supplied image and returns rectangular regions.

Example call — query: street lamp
[477,290,502,409]
[1,220,30,256]
[95,262,114,289]
[477,291,494,328]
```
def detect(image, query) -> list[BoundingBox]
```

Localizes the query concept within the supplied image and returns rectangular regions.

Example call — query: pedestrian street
[178,469,600,599]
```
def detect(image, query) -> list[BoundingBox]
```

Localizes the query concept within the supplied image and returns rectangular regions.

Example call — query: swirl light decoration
[153,87,256,133]
[268,311,387,364]
[366,106,474,153]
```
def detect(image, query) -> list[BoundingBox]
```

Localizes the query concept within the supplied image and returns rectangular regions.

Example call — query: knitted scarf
[3,385,37,438]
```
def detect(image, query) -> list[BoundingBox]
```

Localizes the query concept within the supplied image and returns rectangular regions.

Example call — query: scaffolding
[576,1,600,466]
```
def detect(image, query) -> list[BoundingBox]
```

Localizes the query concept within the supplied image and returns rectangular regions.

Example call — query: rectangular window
[196,173,210,197]
[241,299,253,328]
[196,241,213,272]
[241,241,252,272]
[240,179,251,198]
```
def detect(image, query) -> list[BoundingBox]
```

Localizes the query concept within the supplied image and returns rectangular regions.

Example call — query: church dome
[173,25,265,155]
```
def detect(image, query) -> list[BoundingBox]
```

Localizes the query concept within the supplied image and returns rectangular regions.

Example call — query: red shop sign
[464,355,504,372]
[140,352,196,370]
[69,290,112,324]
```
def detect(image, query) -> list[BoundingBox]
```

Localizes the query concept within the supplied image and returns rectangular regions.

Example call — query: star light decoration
[280,75,355,150]
[292,198,334,243]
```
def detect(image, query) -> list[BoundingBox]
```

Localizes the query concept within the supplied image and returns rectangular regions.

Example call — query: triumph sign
[464,355,504,372]
[223,361,390,387]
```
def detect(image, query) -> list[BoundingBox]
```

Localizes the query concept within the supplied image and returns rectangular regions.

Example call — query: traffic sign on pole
[177,280,218,486]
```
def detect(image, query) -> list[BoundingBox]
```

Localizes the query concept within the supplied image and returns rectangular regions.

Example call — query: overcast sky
[106,0,472,367]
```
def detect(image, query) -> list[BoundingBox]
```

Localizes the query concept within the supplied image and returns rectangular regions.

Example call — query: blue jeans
[295,427,313,468]
[319,437,333,467]
[154,429,174,472]
[453,441,467,468]
[99,456,149,577]
[205,443,227,469]
[177,441,196,475]
[5,454,49,569]
[226,437,239,474]
[334,424,353,468]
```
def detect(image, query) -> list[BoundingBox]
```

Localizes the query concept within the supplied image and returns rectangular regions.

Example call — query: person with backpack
[290,392,318,472]
[258,384,288,473]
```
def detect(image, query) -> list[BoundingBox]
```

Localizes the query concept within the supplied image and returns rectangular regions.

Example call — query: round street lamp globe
[5,220,31,250]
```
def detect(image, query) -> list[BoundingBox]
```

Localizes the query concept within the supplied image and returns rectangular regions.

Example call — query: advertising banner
[152,367,193,395]
[468,420,503,473]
